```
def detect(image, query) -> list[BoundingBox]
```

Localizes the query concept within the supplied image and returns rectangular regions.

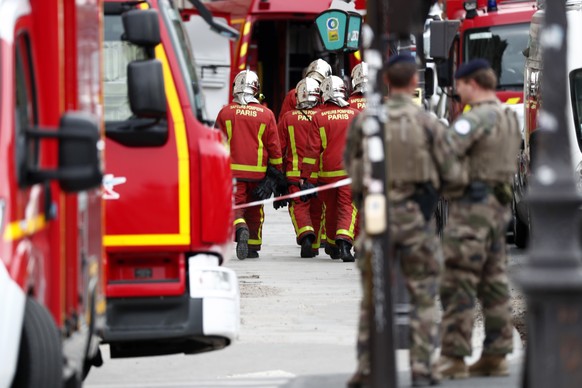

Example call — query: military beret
[386,53,416,68]
[454,59,491,79]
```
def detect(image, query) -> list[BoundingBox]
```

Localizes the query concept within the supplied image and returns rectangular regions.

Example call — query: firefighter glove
[299,181,317,202]
[253,176,277,200]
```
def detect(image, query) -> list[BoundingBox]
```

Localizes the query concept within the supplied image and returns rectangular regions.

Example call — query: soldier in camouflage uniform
[344,54,460,388]
[437,59,521,379]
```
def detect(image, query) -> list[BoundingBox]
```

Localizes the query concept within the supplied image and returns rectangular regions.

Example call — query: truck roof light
[464,0,478,18]
[488,0,498,12]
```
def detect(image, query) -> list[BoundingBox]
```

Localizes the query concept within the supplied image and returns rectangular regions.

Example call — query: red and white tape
[233,178,353,210]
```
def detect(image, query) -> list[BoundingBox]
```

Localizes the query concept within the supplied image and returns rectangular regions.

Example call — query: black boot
[235,228,249,260]
[247,249,259,259]
[337,239,355,262]
[300,235,315,258]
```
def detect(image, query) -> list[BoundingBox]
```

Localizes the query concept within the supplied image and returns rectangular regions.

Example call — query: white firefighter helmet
[233,70,260,96]
[351,62,368,94]
[305,59,333,83]
[295,78,321,109]
[320,75,349,107]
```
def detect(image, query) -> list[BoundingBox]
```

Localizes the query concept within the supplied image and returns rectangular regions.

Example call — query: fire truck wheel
[513,211,529,249]
[11,298,63,388]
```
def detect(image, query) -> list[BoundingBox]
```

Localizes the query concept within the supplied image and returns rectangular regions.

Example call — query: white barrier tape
[233,178,353,210]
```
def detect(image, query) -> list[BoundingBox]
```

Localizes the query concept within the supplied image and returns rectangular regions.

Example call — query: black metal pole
[515,0,582,386]
[363,0,398,386]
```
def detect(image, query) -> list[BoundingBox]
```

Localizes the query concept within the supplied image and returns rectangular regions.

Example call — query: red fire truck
[182,0,366,118]
[0,0,104,387]
[101,0,239,358]
[431,0,536,122]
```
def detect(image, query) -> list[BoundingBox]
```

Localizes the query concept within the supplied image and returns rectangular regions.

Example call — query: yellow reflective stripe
[225,120,233,149]
[319,127,327,172]
[289,203,300,235]
[231,164,267,172]
[240,42,248,58]
[255,205,265,244]
[303,157,316,164]
[104,36,191,247]
[243,21,251,36]
[319,170,347,178]
[326,236,335,245]
[336,229,354,238]
[506,97,520,104]
[256,123,267,167]
[288,125,298,171]
[286,171,301,177]
[248,239,262,245]
[289,203,314,236]
[337,204,358,238]
[3,214,46,242]
[269,157,283,165]
[234,218,246,225]
[310,172,319,179]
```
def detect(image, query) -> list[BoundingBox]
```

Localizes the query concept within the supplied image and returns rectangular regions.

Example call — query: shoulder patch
[453,119,472,135]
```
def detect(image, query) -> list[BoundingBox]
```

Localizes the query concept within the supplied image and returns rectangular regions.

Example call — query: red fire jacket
[215,102,282,181]
[278,108,319,183]
[278,88,297,121]
[302,103,359,184]
[348,92,367,112]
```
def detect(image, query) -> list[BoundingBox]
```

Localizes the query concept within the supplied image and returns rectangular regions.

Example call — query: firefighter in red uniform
[278,78,325,258]
[349,62,368,112]
[215,70,283,260]
[278,58,332,121]
[302,76,359,262]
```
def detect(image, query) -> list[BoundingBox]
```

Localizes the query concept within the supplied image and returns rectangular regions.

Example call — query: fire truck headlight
[188,255,237,298]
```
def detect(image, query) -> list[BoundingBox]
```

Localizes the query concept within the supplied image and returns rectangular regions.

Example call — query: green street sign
[346,12,362,51]
[315,10,362,53]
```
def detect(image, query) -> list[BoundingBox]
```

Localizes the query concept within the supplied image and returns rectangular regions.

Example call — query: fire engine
[430,0,537,123]
[513,0,582,248]
[101,0,240,358]
[0,0,104,387]
[181,0,367,119]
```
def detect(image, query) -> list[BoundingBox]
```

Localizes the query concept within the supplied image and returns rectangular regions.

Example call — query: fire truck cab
[101,0,239,358]
[513,1,582,248]
[0,0,104,387]
[430,0,536,123]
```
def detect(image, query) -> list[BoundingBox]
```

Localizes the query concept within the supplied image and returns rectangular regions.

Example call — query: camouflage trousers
[440,193,514,357]
[356,199,441,376]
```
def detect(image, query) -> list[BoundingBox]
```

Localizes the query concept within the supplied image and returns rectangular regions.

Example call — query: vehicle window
[158,0,210,124]
[15,33,39,183]
[103,14,146,121]
[570,70,582,152]
[464,23,529,90]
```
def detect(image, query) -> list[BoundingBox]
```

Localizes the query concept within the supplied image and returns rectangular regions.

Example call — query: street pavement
[85,205,525,388]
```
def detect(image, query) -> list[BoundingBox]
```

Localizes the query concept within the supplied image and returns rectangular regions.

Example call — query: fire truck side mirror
[57,112,103,192]
[429,20,460,60]
[127,60,167,119]
[24,113,103,192]
[122,9,161,48]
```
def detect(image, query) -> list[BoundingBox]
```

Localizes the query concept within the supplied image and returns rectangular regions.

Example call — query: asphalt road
[85,206,526,388]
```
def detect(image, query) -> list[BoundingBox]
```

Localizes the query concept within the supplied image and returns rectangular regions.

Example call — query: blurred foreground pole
[363,0,397,386]
[515,0,582,386]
